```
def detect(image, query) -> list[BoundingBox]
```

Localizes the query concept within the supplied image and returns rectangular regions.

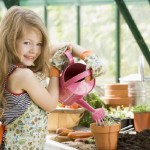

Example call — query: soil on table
[117,129,150,150]
[63,129,150,150]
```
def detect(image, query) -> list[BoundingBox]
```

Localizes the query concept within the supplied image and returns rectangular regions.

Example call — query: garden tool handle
[64,50,74,65]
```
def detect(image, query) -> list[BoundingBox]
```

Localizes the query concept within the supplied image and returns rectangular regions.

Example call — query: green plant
[109,106,133,120]
[132,104,150,113]
[98,115,117,126]
[95,109,121,126]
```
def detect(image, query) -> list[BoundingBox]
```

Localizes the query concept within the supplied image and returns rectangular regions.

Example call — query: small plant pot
[90,123,121,150]
[134,112,150,132]
[102,97,131,108]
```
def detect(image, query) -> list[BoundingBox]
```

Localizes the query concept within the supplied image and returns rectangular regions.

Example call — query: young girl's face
[15,27,43,67]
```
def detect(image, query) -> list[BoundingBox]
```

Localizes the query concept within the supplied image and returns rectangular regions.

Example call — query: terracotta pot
[105,89,128,97]
[103,97,131,108]
[134,112,150,132]
[90,123,121,150]
[103,83,131,108]
[104,84,128,90]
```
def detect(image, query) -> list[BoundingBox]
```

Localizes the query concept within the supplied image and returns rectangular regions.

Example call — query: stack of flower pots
[102,83,131,108]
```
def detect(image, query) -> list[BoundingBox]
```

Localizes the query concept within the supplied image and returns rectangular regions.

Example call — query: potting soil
[117,129,150,150]
[63,129,150,150]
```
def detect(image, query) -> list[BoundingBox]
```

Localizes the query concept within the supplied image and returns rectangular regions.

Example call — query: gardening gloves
[50,45,72,71]
[51,46,106,78]
[49,66,60,78]
[80,50,106,78]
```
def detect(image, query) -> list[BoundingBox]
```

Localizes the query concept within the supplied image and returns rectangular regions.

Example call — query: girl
[0,6,105,149]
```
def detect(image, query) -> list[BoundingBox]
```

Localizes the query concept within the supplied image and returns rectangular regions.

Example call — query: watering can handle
[64,50,74,65]
[65,70,92,87]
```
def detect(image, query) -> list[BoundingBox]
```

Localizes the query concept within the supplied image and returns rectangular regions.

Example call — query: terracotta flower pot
[134,112,150,132]
[90,123,121,150]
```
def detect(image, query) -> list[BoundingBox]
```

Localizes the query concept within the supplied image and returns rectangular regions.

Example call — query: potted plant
[90,113,121,150]
[132,104,150,132]
[109,106,134,129]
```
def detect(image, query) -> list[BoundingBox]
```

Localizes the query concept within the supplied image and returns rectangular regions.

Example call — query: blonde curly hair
[0,6,51,115]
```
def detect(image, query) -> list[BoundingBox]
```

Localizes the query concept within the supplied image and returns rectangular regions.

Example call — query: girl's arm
[12,68,59,112]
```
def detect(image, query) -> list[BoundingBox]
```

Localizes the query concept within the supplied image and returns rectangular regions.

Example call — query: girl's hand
[84,54,106,78]
[82,52,106,78]
[51,45,72,71]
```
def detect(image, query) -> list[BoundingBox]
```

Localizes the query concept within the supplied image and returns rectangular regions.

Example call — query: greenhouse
[0,0,150,150]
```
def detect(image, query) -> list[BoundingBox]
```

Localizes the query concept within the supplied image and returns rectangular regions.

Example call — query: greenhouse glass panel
[47,6,76,43]
[120,2,150,78]
[80,4,116,84]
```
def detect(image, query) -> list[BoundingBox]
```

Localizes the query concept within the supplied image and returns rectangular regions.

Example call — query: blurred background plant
[132,104,150,113]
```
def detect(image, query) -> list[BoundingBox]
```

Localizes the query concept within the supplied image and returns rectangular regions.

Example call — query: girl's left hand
[51,45,72,71]
[84,54,106,78]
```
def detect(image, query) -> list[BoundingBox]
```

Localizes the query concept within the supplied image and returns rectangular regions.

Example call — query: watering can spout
[76,98,105,123]
[76,98,95,113]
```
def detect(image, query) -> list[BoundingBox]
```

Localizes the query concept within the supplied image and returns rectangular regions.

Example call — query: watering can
[59,51,105,123]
